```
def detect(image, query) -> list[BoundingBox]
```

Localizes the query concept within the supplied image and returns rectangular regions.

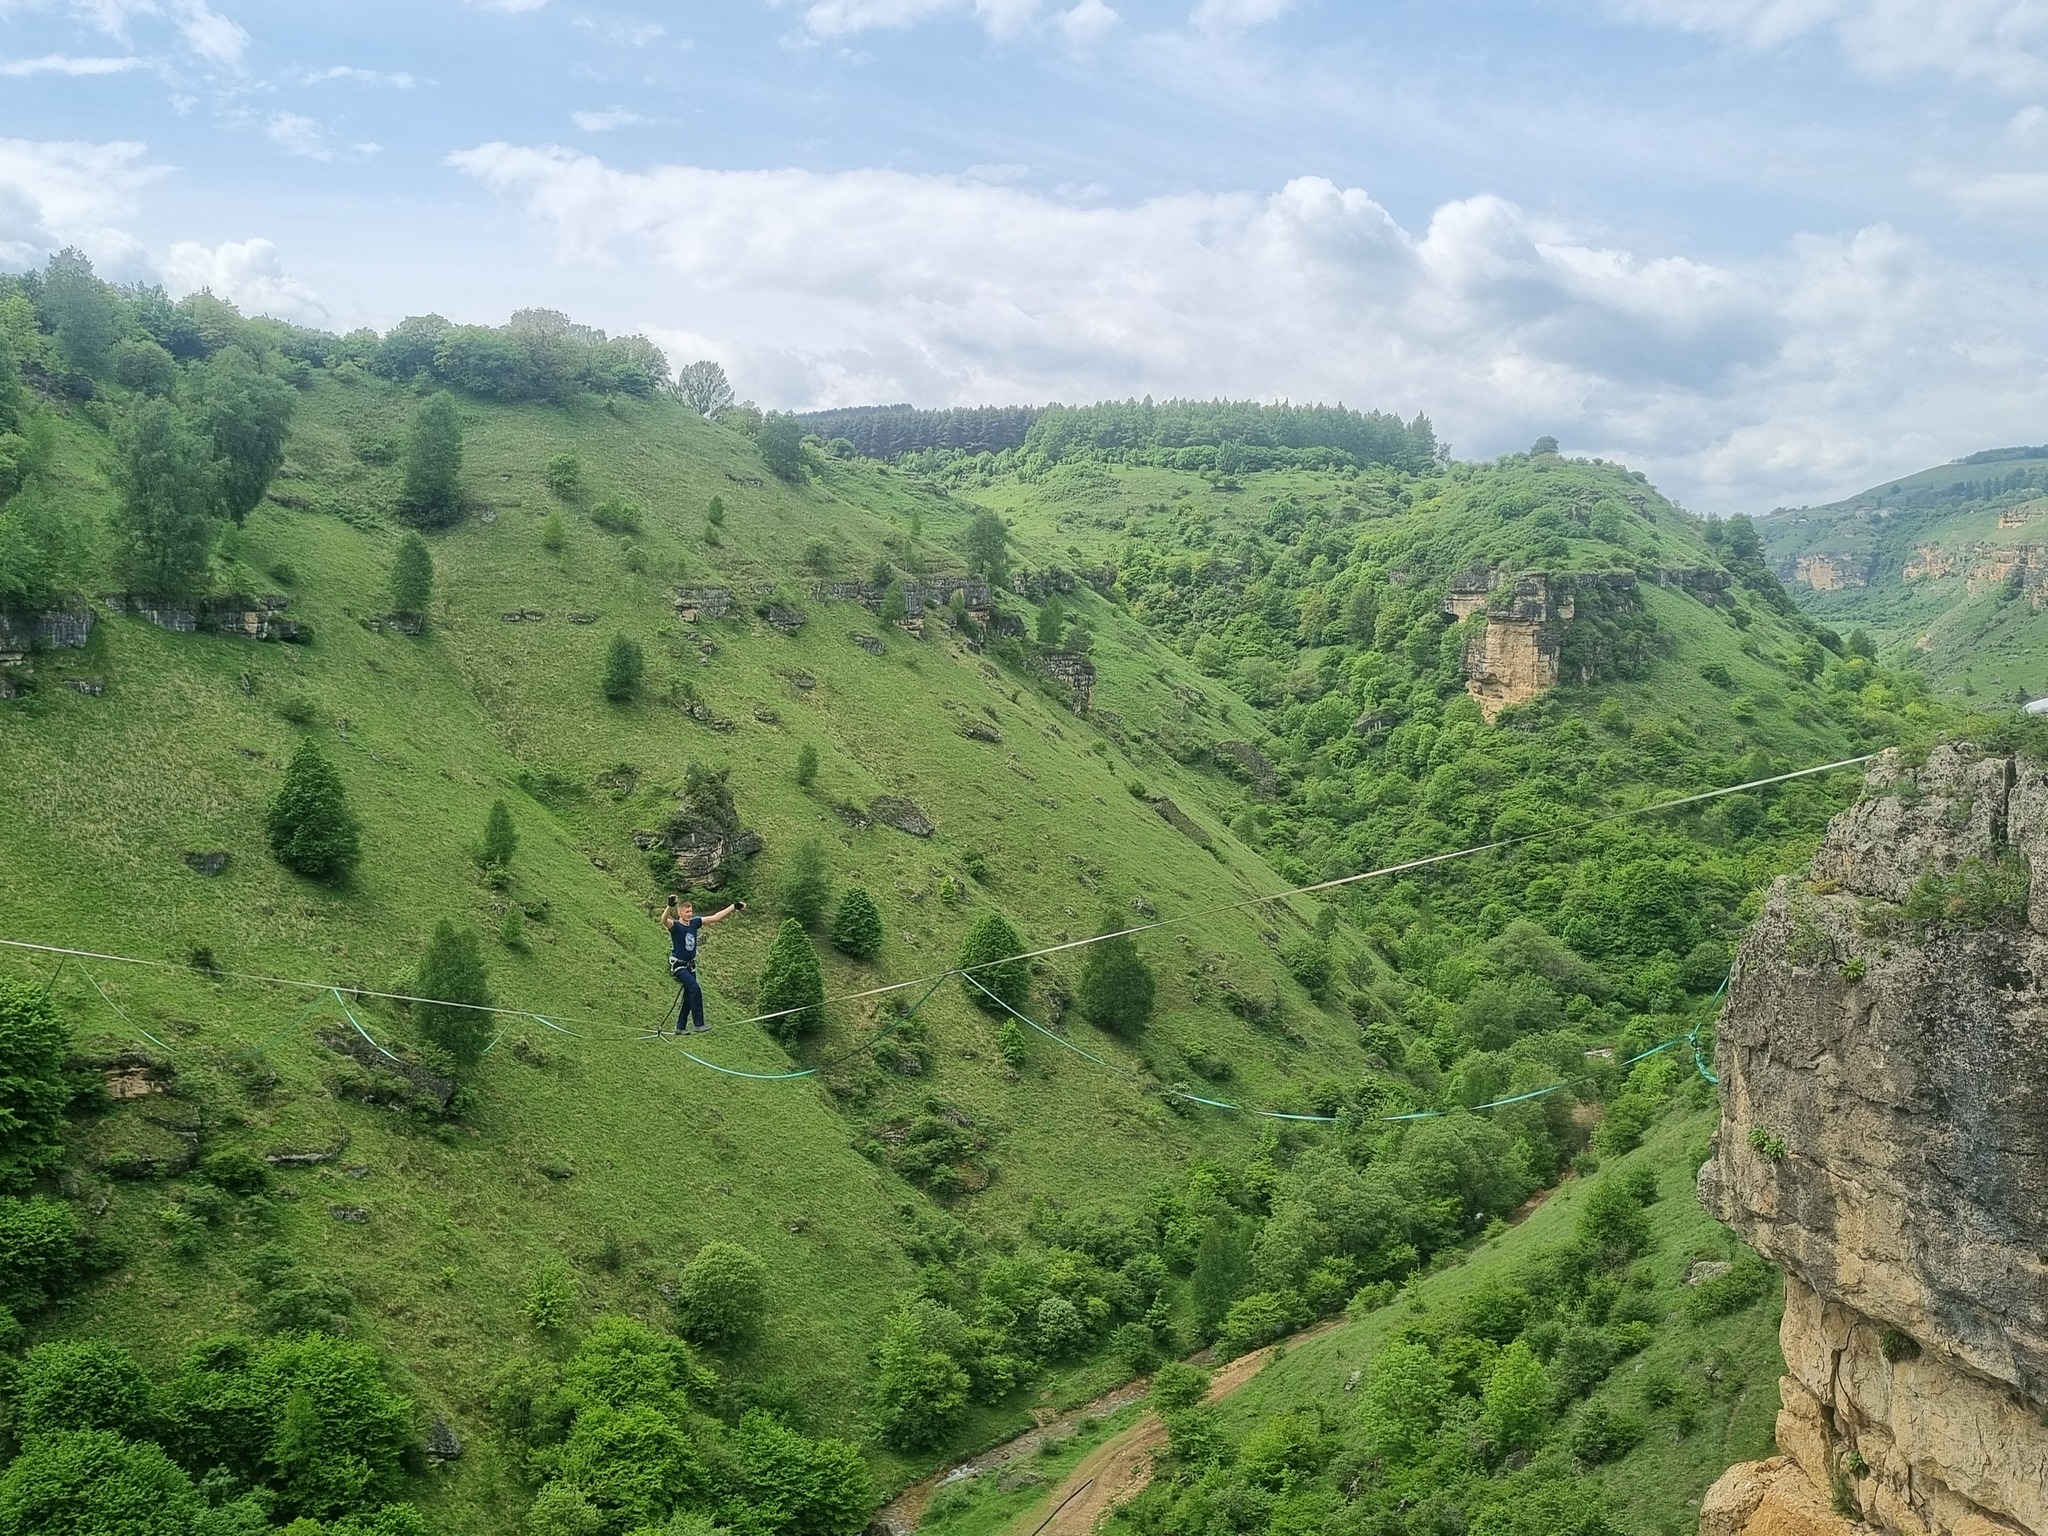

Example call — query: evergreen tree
[778,839,833,929]
[112,397,219,599]
[830,885,884,960]
[190,348,294,523]
[414,921,493,1072]
[389,531,434,620]
[1078,916,1155,1034]
[0,979,68,1191]
[794,743,818,788]
[757,919,825,1046]
[397,392,463,527]
[757,413,805,481]
[956,911,1028,1015]
[481,799,518,867]
[601,634,644,701]
[264,740,362,882]
[39,249,120,375]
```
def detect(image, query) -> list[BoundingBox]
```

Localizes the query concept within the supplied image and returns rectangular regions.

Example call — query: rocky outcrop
[1792,553,1874,590]
[1699,744,2048,1536]
[1901,541,2048,607]
[1459,571,1646,721]
[0,607,93,664]
[1033,650,1095,713]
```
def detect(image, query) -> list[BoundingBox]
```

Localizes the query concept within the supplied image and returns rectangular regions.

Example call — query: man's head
[678,900,695,920]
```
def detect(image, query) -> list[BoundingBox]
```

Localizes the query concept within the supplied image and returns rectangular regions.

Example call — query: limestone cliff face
[1457,571,1648,721]
[1699,745,2048,1536]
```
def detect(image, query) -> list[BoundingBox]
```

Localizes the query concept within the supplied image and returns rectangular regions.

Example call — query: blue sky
[2,0,2046,512]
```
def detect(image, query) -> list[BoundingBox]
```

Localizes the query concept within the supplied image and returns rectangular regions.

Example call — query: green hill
[1756,446,2048,697]
[0,263,1983,1536]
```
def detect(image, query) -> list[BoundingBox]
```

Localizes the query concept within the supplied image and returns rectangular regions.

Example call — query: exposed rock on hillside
[1699,743,2048,1536]
[1458,571,1650,720]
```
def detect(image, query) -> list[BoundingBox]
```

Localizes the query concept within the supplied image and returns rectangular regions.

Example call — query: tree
[12,1341,155,1439]
[674,1241,769,1346]
[830,886,883,961]
[389,531,433,620]
[0,1196,83,1316]
[1078,917,1154,1034]
[1530,435,1560,455]
[542,509,567,553]
[413,921,492,1072]
[726,1411,872,1536]
[110,336,177,396]
[957,911,1028,1015]
[757,413,805,481]
[255,1333,415,1518]
[481,799,518,868]
[706,495,726,528]
[672,359,735,419]
[0,1428,207,1536]
[794,743,818,789]
[112,397,219,599]
[39,249,120,375]
[778,839,833,929]
[601,634,645,702]
[1190,1214,1251,1334]
[1479,1339,1551,1459]
[190,348,295,522]
[874,1309,969,1450]
[397,392,463,527]
[265,740,362,882]
[0,979,68,1191]
[880,581,907,624]
[1034,596,1065,646]
[962,511,1010,587]
[545,451,583,499]
[757,919,825,1046]
[1359,1337,1448,1465]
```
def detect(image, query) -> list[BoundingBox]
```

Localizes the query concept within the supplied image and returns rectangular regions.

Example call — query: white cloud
[0,52,144,74]
[300,64,416,88]
[1058,0,1117,43]
[168,0,246,67]
[264,111,327,158]
[161,236,327,323]
[1944,168,2048,211]
[2010,102,2048,143]
[1607,0,2048,92]
[449,141,2048,510]
[572,107,651,131]
[797,0,1049,38]
[467,0,549,11]
[1190,0,1294,31]
[0,135,163,268]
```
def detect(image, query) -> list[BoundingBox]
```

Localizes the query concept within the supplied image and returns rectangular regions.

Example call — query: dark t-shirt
[668,915,704,969]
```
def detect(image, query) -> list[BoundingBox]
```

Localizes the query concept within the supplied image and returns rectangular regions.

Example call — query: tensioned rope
[0,753,1843,1078]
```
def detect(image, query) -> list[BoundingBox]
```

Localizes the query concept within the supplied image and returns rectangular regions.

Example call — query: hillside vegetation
[0,253,1979,1536]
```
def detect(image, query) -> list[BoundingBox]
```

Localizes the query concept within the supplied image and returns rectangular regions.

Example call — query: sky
[1,1,2046,513]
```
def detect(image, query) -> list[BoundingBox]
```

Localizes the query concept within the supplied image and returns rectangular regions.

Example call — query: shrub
[725,1410,872,1536]
[0,979,68,1190]
[590,496,643,535]
[1746,1126,1788,1161]
[758,919,826,1045]
[1213,1290,1308,1357]
[0,1429,205,1536]
[197,1147,269,1195]
[601,634,644,702]
[256,1333,415,1518]
[957,911,1028,1016]
[544,452,582,498]
[874,1310,969,1449]
[794,743,818,788]
[1566,1403,1645,1465]
[706,495,726,527]
[1279,937,1333,1000]
[276,692,319,727]
[413,920,493,1072]
[542,509,567,553]
[1684,1252,1775,1321]
[527,1262,576,1333]
[1078,918,1155,1035]
[1479,1339,1550,1458]
[265,740,362,882]
[778,839,833,929]
[481,798,519,868]
[389,531,433,621]
[997,1019,1027,1068]
[830,885,883,960]
[13,1341,155,1438]
[1152,1361,1210,1411]
[674,1240,770,1347]
[525,1481,603,1536]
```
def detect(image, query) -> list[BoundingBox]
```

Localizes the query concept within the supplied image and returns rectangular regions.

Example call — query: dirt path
[1003,1319,1344,1536]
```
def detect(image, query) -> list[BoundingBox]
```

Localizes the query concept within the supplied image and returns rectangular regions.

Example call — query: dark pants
[676,968,705,1033]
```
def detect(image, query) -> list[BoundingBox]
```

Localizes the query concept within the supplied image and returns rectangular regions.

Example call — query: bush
[674,1240,770,1348]
[757,919,825,1045]
[725,1410,872,1536]
[1078,918,1155,1035]
[794,743,818,788]
[997,1019,1027,1068]
[829,885,883,960]
[545,452,582,498]
[414,920,493,1072]
[197,1147,269,1195]
[527,1262,576,1333]
[601,634,644,702]
[1213,1290,1308,1357]
[481,799,519,868]
[1479,1339,1550,1458]
[265,740,362,882]
[0,979,68,1190]
[13,1341,155,1438]
[590,496,643,535]
[1152,1362,1210,1411]
[778,839,833,929]
[0,1197,82,1316]
[525,1482,602,1536]
[874,1310,969,1449]
[542,509,567,553]
[256,1333,415,1517]
[0,1429,205,1536]
[1565,1402,1644,1465]
[1279,937,1333,1000]
[957,911,1029,1016]
[389,531,433,621]
[1684,1251,1775,1321]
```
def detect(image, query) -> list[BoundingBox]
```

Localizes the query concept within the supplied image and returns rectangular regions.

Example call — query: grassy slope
[1197,1105,1785,1536]
[0,377,1386,1526]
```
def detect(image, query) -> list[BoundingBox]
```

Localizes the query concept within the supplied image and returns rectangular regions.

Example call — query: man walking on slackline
[662,893,745,1034]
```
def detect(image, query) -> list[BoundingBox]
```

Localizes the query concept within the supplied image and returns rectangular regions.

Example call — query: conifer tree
[1079,914,1155,1034]
[758,919,825,1045]
[601,634,644,702]
[414,920,492,1071]
[264,740,362,882]
[481,799,518,867]
[830,885,884,961]
[398,391,463,527]
[957,911,1028,1015]
[389,532,434,621]
[0,978,68,1190]
[778,838,832,929]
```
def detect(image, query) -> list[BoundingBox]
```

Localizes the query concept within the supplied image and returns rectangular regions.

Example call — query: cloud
[796,0,1050,38]
[571,107,651,132]
[300,64,416,88]
[1190,0,1294,31]
[0,135,163,268]
[466,0,549,11]
[1607,0,2048,93]
[1058,0,1117,43]
[0,52,144,74]
[255,111,378,162]
[161,235,327,323]
[168,0,246,67]
[449,141,2048,511]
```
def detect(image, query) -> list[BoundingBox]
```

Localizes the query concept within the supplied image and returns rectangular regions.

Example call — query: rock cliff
[1699,744,2048,1536]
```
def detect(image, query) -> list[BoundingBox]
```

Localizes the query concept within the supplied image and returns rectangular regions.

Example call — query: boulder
[870,796,934,837]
